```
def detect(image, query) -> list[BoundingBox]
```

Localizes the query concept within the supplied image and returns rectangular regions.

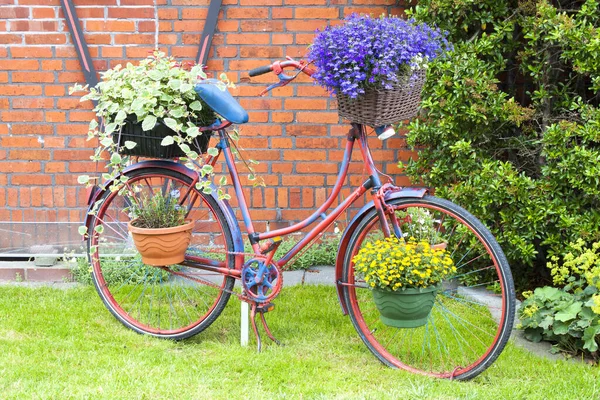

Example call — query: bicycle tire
[342,195,515,380]
[87,167,236,340]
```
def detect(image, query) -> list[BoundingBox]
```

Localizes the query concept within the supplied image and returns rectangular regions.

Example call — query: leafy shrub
[405,0,600,287]
[70,257,170,286]
[518,240,600,359]
[271,236,339,271]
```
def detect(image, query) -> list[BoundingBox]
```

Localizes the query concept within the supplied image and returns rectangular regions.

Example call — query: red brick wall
[0,0,414,248]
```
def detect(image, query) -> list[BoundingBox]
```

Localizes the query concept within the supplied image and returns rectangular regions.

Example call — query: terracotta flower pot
[128,219,194,266]
[371,284,440,328]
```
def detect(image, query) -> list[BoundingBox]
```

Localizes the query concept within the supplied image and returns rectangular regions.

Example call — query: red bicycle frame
[183,58,395,279]
[184,122,394,278]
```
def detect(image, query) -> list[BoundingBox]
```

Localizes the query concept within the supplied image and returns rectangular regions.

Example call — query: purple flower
[309,14,451,99]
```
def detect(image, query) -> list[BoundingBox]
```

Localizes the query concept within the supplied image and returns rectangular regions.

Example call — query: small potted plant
[127,189,193,266]
[309,14,450,127]
[353,236,457,328]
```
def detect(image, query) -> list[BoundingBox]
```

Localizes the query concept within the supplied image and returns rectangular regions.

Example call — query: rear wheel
[88,167,235,340]
[342,196,515,379]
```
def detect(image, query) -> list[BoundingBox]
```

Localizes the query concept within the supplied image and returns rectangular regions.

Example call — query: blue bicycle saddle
[194,80,249,124]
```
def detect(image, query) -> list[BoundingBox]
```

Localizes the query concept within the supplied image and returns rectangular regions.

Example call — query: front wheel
[87,167,236,340]
[342,196,515,380]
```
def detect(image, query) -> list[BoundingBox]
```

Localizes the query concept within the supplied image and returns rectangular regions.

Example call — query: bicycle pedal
[256,303,275,313]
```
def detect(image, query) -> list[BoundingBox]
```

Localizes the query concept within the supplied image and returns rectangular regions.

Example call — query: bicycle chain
[176,248,285,305]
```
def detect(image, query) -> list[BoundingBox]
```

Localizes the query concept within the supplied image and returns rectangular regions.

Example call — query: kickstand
[250,303,262,352]
[260,312,282,346]
[249,302,282,352]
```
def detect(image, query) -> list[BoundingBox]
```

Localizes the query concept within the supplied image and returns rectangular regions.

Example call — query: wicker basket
[113,115,212,159]
[336,69,426,127]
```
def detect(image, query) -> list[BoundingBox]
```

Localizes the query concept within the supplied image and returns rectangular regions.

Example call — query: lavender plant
[309,14,450,99]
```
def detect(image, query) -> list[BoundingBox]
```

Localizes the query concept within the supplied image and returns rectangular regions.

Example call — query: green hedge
[407,0,600,288]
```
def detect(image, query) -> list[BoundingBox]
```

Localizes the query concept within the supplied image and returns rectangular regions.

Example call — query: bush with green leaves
[70,257,171,286]
[518,240,600,359]
[405,0,600,287]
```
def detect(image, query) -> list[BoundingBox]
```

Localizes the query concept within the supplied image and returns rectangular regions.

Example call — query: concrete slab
[302,266,335,285]
[282,270,305,286]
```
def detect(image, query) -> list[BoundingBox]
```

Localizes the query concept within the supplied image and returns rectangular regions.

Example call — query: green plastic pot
[372,284,440,328]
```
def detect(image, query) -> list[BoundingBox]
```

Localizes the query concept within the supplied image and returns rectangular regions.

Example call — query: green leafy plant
[70,256,170,286]
[274,236,339,271]
[353,237,456,291]
[518,240,600,360]
[404,0,600,288]
[70,51,233,193]
[70,51,234,240]
[128,189,188,229]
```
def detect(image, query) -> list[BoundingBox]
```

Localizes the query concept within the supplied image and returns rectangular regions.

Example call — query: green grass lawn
[0,285,597,399]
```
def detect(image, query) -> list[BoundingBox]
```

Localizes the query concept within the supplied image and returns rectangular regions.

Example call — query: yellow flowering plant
[518,239,600,359]
[353,236,456,291]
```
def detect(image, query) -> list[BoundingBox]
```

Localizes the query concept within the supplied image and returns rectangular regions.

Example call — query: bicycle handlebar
[248,65,272,77]
[248,58,315,78]
[248,58,315,95]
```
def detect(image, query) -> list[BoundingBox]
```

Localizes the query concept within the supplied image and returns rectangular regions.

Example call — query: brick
[11,124,53,135]
[226,33,270,45]
[0,34,22,44]
[32,7,56,19]
[228,8,269,19]
[24,34,66,45]
[12,72,54,83]
[12,98,53,109]
[239,46,282,58]
[2,111,44,122]
[0,268,26,282]
[240,20,284,32]
[10,20,58,32]
[0,7,30,19]
[241,0,281,4]
[283,150,327,162]
[27,268,72,283]
[86,21,136,32]
[108,7,155,19]
[9,149,50,160]
[0,59,38,70]
[272,33,293,45]
[0,161,41,172]
[296,112,339,124]
[295,7,339,18]
[272,8,293,18]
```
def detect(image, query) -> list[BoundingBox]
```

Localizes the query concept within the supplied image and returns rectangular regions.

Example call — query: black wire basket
[113,115,212,159]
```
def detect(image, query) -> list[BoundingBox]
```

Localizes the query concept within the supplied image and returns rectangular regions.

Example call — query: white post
[240,301,249,346]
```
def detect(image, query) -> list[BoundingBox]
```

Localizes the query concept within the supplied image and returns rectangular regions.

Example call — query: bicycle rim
[343,196,515,379]
[88,168,235,339]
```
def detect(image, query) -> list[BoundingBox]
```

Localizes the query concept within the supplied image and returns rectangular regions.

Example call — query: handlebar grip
[248,65,272,77]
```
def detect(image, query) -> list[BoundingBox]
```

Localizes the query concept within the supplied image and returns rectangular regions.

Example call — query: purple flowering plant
[309,14,451,99]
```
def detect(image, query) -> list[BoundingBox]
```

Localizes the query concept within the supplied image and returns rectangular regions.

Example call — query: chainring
[241,258,282,303]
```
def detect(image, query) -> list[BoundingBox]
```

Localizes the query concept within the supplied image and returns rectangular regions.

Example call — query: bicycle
[85,57,516,380]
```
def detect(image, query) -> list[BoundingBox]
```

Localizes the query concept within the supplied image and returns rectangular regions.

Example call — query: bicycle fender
[335,187,428,315]
[83,160,245,266]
